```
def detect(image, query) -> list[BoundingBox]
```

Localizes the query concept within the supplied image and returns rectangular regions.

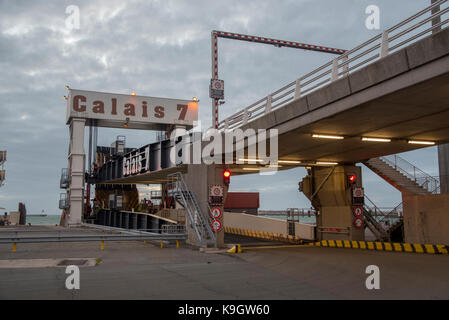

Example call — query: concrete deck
[0,235,448,299]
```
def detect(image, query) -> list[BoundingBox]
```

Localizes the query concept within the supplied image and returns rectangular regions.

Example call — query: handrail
[380,155,440,193]
[167,172,216,246]
[218,0,449,130]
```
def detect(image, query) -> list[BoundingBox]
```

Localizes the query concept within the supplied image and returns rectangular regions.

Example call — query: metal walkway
[167,172,216,247]
[364,155,439,195]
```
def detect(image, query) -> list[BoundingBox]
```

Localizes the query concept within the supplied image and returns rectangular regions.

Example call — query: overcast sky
[0,0,438,214]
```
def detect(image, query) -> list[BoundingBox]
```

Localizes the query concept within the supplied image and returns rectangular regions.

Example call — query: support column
[182,164,227,248]
[431,0,449,193]
[302,165,364,241]
[438,145,449,193]
[67,118,85,226]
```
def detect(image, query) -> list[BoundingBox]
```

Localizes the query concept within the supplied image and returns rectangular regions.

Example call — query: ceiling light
[316,161,338,165]
[408,140,435,145]
[238,158,263,163]
[242,168,260,171]
[362,137,391,142]
[312,134,344,140]
[278,160,301,164]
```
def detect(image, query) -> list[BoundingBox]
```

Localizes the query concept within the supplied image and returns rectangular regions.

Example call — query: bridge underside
[98,165,187,184]
[229,28,449,174]
[273,71,449,164]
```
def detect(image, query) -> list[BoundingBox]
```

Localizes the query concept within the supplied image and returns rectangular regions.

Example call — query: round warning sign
[353,217,364,229]
[210,206,222,219]
[211,219,222,232]
[353,206,363,217]
[353,187,364,198]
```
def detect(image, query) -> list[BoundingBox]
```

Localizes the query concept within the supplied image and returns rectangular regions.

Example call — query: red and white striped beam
[213,30,346,55]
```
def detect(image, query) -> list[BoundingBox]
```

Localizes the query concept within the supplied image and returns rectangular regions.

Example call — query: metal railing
[218,0,449,130]
[380,155,440,193]
[363,196,390,240]
[59,193,69,209]
[167,172,216,247]
[0,232,186,244]
[60,168,70,189]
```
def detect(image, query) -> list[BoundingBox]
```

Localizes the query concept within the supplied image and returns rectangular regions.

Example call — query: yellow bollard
[160,240,163,248]
[101,240,104,250]
[13,243,16,253]
[176,240,179,248]
[144,240,147,244]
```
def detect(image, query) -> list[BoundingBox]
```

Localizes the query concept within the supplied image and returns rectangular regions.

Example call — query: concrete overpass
[226,27,449,172]
[90,2,449,247]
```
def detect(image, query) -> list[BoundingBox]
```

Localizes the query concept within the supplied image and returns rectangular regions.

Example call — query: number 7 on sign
[177,104,188,120]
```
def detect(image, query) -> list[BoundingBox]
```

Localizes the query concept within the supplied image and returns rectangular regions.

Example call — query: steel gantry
[209,30,346,129]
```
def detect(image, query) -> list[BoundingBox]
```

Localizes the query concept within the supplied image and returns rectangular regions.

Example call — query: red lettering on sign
[142,101,148,117]
[73,95,86,112]
[111,98,117,115]
[154,106,164,118]
[124,103,135,116]
[92,100,104,113]
[177,104,187,120]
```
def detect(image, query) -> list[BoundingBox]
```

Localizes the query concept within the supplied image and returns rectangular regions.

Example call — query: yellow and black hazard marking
[227,244,243,253]
[310,240,449,255]
[224,226,304,244]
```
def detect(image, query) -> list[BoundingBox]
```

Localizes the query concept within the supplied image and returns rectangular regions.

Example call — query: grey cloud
[0,0,438,213]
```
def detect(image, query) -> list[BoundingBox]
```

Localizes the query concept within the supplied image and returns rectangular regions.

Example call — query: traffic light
[223,169,231,186]
[347,174,357,187]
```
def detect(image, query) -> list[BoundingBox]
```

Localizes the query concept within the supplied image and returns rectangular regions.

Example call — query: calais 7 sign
[66,89,198,129]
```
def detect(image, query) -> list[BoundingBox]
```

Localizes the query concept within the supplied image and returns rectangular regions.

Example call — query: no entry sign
[210,206,222,219]
[211,219,222,232]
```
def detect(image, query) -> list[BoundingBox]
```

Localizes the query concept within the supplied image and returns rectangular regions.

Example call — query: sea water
[25,215,61,226]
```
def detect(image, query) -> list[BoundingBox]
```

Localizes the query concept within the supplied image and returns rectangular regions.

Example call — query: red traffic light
[223,169,231,185]
[348,174,356,184]
[223,170,231,178]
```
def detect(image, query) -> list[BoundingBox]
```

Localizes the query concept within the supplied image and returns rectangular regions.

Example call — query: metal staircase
[167,172,216,247]
[362,195,401,242]
[364,155,439,195]
[362,153,440,241]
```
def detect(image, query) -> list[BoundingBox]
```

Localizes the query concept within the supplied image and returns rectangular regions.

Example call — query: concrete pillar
[432,0,448,193]
[67,118,85,226]
[438,145,449,193]
[182,164,227,248]
[303,165,364,241]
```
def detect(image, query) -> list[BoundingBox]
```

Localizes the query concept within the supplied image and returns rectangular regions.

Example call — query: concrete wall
[6,212,20,225]
[403,193,449,244]
[157,208,185,223]
[224,211,315,241]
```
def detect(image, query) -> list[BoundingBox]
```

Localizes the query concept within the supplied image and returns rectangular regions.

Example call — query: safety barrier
[310,240,448,255]
[226,239,449,255]
[224,226,304,244]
